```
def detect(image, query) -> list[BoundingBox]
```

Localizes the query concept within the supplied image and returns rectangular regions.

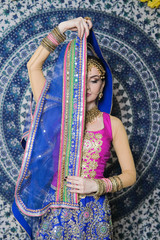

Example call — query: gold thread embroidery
[59,43,71,201]
[81,132,103,178]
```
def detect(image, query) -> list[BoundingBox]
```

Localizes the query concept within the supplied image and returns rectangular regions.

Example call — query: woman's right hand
[58,17,92,39]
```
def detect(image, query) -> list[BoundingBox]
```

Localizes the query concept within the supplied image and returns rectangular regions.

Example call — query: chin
[86,98,96,104]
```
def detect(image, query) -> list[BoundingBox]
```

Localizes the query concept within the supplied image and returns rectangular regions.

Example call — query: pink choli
[81,112,112,179]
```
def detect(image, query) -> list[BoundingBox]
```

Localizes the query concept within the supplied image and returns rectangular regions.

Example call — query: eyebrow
[88,75,101,79]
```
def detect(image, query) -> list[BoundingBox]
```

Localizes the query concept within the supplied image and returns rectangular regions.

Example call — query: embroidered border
[14,35,87,216]
[56,36,87,204]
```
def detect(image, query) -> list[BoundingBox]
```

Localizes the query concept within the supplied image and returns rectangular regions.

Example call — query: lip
[87,93,91,97]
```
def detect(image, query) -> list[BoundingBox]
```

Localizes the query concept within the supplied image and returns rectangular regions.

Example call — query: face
[86,66,105,104]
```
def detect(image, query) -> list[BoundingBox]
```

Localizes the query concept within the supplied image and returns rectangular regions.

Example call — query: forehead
[87,66,101,76]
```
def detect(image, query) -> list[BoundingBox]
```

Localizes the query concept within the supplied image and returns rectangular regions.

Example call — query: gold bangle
[41,42,54,52]
[41,25,66,53]
[51,29,62,43]
[109,177,117,193]
[42,37,56,48]
[52,26,66,43]
[56,26,66,41]
[109,176,123,192]
[41,40,56,52]
[93,179,106,199]
[115,176,123,191]
[111,177,117,192]
[112,176,119,192]
[41,38,56,50]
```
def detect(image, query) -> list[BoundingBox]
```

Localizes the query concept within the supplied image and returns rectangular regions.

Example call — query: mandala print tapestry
[0,1,159,239]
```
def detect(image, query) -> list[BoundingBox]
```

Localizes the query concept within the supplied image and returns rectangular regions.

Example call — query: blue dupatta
[13,30,112,239]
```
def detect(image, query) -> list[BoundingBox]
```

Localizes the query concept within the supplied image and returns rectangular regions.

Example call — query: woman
[13,17,136,239]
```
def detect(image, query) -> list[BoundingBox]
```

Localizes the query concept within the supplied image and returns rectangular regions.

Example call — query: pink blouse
[81,112,112,179]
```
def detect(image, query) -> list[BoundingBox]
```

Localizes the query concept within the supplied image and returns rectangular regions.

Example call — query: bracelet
[53,26,66,42]
[41,38,56,52]
[106,178,112,192]
[93,176,124,199]
[102,178,112,192]
[93,179,106,199]
[41,26,66,52]
[115,176,123,191]
[108,176,124,193]
[109,177,118,193]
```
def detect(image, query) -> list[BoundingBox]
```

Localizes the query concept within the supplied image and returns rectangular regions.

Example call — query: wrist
[93,179,106,199]
[91,179,98,192]
[41,26,66,53]
[58,22,67,34]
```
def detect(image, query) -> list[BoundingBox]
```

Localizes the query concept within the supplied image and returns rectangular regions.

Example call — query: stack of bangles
[41,26,66,52]
[93,176,123,199]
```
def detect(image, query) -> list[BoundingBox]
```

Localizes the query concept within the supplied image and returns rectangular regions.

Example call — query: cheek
[91,83,102,94]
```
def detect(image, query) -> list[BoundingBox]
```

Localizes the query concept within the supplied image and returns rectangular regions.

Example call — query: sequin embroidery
[81,132,103,178]
[36,195,113,240]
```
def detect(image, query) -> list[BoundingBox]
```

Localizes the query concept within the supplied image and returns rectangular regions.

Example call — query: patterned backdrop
[0,0,160,239]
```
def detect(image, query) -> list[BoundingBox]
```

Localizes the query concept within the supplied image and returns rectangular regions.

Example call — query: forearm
[117,170,136,188]
[27,45,50,102]
[92,170,136,198]
[110,116,136,191]
[27,26,66,102]
[100,170,136,194]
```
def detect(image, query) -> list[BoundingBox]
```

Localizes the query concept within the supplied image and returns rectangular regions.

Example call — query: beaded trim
[56,36,87,205]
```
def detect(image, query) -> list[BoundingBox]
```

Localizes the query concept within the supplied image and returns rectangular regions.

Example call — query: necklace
[86,106,102,124]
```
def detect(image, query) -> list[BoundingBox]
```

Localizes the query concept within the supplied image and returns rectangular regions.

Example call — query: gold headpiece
[87,58,105,80]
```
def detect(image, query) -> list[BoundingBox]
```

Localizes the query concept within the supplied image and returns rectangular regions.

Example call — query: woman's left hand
[66,176,98,194]
[58,17,92,39]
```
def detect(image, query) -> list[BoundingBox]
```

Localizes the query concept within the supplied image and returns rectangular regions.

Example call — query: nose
[86,79,90,90]
[87,83,90,91]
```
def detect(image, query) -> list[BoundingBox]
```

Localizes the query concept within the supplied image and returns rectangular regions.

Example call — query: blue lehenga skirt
[35,195,113,240]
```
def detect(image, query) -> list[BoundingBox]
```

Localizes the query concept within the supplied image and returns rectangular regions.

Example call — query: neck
[86,102,97,111]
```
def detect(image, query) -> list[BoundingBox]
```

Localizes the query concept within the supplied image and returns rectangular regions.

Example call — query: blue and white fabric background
[0,0,159,239]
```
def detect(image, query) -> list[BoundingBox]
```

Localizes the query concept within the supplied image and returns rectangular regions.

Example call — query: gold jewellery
[98,92,103,100]
[93,176,124,199]
[93,179,106,199]
[85,106,102,124]
[109,176,123,192]
[87,58,105,80]
[41,26,66,53]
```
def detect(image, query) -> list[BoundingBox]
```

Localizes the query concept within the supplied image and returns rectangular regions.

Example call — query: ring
[84,17,91,21]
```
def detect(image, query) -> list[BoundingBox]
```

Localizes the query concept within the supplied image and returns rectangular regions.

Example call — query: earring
[98,92,103,100]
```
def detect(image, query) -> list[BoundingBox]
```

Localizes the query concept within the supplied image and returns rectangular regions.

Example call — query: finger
[80,21,84,39]
[69,189,82,193]
[82,20,90,38]
[66,179,80,185]
[86,20,93,30]
[74,21,81,38]
[69,27,78,32]
[66,183,80,189]
[77,17,84,39]
[67,176,82,181]
[77,24,81,39]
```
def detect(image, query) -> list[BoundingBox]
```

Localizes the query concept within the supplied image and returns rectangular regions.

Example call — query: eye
[91,78,100,83]
[91,80,98,83]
